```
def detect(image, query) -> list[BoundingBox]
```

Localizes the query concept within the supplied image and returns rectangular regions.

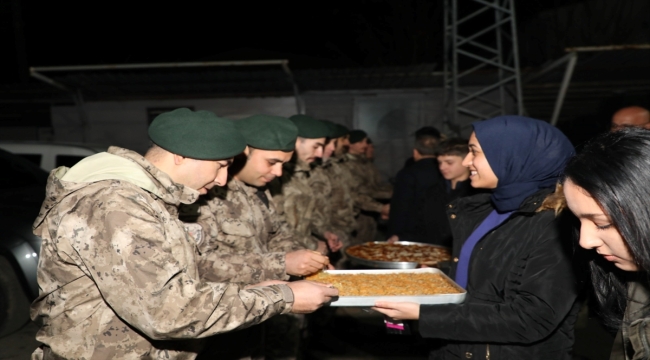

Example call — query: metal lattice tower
[443,0,524,131]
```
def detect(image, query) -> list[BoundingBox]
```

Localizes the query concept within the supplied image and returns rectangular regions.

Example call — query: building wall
[52,97,298,154]
[51,88,509,179]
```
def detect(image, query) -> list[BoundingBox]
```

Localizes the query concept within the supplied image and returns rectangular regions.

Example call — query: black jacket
[388,158,440,239]
[419,189,582,360]
[419,179,483,247]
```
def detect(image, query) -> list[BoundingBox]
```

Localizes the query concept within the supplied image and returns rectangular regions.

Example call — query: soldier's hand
[288,280,339,313]
[324,231,343,252]
[285,250,330,276]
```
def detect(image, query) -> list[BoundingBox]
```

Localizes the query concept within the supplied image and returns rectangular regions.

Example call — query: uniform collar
[108,147,200,205]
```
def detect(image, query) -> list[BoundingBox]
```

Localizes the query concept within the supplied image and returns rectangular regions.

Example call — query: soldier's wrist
[271,284,294,314]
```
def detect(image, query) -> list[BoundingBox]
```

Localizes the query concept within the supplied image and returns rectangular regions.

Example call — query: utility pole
[443,0,523,132]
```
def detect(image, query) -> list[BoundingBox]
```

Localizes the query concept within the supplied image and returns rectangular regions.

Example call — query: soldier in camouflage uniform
[269,115,343,255]
[181,115,331,359]
[181,115,331,283]
[30,109,337,360]
[309,121,355,252]
[342,130,392,244]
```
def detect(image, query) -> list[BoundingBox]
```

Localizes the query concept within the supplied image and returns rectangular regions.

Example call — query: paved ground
[0,305,613,360]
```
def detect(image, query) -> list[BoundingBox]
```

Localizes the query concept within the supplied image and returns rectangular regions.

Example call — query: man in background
[610,106,650,131]
[343,130,391,244]
[387,132,441,243]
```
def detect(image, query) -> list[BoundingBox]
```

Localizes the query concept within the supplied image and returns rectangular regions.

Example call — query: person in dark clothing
[418,138,481,247]
[387,133,441,242]
[563,128,650,359]
[373,116,583,360]
[402,126,442,169]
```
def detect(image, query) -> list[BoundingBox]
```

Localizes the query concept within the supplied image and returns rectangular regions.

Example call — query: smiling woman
[563,128,650,359]
[372,116,581,360]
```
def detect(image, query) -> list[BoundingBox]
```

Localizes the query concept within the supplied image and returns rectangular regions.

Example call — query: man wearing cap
[30,108,337,359]
[326,124,358,249]
[309,120,356,254]
[179,114,334,360]
[182,114,330,285]
[269,115,342,254]
[342,129,391,243]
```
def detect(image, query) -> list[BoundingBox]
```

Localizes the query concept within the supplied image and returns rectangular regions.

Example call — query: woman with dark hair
[563,128,650,359]
[373,116,582,359]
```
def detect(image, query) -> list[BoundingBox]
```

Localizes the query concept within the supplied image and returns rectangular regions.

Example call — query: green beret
[289,115,330,139]
[335,124,350,138]
[320,120,349,139]
[235,114,298,152]
[348,129,368,144]
[148,108,246,160]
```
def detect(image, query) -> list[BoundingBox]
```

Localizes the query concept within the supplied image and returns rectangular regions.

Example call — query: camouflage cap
[235,114,298,151]
[148,108,246,160]
[320,120,349,139]
[348,129,368,144]
[289,115,330,139]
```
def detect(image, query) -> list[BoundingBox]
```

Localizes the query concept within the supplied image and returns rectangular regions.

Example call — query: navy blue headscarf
[473,116,575,212]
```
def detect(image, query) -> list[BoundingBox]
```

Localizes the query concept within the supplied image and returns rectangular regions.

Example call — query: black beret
[289,115,330,139]
[235,115,298,151]
[148,108,246,160]
[320,120,349,139]
[348,130,368,144]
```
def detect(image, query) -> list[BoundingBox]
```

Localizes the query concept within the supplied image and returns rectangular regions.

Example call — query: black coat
[388,158,440,239]
[419,189,582,360]
[420,179,483,247]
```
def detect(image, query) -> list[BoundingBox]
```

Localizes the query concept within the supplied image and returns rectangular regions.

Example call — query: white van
[0,142,106,171]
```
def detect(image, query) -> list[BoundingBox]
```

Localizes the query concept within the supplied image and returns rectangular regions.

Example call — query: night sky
[1,0,592,83]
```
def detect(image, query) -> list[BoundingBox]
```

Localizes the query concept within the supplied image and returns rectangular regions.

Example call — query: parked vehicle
[0,148,47,337]
[0,141,105,172]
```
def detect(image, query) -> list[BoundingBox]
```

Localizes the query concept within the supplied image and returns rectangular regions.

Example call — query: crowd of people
[28,104,650,359]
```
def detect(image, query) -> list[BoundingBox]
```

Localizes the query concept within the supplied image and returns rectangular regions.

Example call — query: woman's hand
[372,301,420,320]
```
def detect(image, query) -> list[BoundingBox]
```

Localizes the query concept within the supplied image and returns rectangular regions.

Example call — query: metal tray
[345,241,451,269]
[322,268,466,307]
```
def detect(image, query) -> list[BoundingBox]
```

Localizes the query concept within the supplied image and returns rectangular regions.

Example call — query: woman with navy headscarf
[373,116,583,359]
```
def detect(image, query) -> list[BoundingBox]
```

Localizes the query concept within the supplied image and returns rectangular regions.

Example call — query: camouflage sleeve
[269,193,315,252]
[369,163,394,196]
[308,169,333,237]
[353,192,385,213]
[343,161,387,212]
[362,164,393,200]
[181,196,290,283]
[197,251,289,283]
[67,187,292,340]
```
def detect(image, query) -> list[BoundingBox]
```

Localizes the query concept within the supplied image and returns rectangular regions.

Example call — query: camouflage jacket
[341,153,392,213]
[311,157,356,237]
[31,147,293,360]
[181,177,304,283]
[268,159,320,250]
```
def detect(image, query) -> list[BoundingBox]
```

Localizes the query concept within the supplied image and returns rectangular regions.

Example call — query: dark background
[0,0,622,81]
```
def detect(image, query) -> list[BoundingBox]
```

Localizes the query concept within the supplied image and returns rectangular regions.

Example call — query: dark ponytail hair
[563,128,650,328]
